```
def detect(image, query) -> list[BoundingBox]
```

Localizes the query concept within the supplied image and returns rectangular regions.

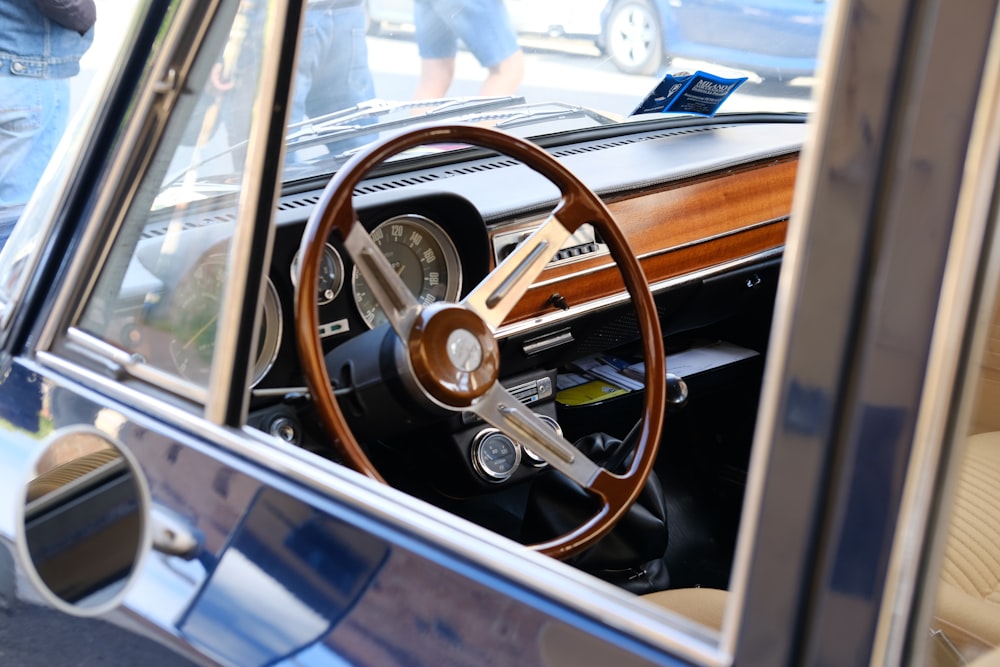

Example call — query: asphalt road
[0,598,196,666]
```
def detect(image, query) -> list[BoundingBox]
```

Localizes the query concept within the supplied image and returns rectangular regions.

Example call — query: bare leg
[414,57,456,99]
[479,50,525,97]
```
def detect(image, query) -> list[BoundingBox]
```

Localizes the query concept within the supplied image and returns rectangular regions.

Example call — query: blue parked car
[600,0,828,76]
[1,0,999,666]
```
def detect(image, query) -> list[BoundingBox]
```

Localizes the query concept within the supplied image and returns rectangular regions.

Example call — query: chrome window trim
[871,4,1000,664]
[204,0,295,425]
[55,328,210,406]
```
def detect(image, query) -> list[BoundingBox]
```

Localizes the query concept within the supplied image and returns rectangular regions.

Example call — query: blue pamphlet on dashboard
[630,70,747,117]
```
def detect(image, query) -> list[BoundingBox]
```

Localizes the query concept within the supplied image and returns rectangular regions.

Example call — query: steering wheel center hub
[446,328,484,371]
[407,304,500,408]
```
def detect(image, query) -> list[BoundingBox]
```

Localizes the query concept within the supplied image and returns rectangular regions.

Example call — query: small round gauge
[471,429,521,482]
[251,278,283,386]
[521,414,561,467]
[168,255,282,388]
[291,242,344,305]
[352,214,461,329]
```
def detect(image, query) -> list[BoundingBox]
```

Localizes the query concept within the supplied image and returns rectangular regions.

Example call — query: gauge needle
[395,264,405,276]
[184,316,217,349]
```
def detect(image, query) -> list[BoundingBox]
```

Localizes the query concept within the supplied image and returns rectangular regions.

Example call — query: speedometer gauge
[168,255,282,388]
[352,214,462,328]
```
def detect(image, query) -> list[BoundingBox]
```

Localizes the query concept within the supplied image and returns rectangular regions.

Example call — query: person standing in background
[206,0,376,161]
[292,0,376,153]
[413,0,524,99]
[0,0,96,208]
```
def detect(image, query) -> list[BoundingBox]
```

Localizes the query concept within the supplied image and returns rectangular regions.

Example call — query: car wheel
[603,0,665,76]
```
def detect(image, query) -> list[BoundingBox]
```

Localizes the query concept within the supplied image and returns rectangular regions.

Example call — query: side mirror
[18,427,149,615]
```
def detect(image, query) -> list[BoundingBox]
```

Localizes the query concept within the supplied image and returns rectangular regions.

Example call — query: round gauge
[291,243,344,306]
[352,214,461,329]
[521,415,561,467]
[251,278,283,386]
[168,255,282,388]
[471,429,521,482]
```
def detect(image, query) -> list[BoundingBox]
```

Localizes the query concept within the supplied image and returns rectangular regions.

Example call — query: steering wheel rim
[295,125,666,559]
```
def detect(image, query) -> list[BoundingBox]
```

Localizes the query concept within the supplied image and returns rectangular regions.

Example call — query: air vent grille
[352,172,444,196]
[443,158,520,176]
[278,195,320,210]
[553,125,721,158]
[346,126,726,197]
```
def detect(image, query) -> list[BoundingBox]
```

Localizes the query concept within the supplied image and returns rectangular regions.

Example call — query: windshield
[0,0,826,224]
[163,0,825,206]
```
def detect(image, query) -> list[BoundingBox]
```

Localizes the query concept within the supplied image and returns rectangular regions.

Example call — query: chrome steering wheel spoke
[463,211,573,330]
[343,221,423,338]
[471,383,601,488]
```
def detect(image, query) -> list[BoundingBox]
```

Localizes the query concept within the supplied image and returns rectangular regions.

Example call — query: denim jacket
[0,0,94,79]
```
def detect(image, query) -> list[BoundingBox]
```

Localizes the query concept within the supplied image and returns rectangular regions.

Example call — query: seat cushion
[933,431,1000,658]
[642,587,728,631]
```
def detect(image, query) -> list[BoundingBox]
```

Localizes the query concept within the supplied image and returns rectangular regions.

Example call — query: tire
[603,0,665,76]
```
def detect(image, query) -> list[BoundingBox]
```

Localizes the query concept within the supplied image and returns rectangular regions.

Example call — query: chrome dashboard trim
[55,328,210,406]
[496,246,784,339]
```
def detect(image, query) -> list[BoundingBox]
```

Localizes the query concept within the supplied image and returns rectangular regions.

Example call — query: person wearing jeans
[0,0,95,209]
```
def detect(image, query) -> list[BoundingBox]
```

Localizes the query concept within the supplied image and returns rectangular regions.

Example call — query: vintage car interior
[70,111,800,590]
[9,0,1000,664]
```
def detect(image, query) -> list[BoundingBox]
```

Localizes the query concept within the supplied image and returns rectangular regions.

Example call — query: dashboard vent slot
[340,125,730,198]
[444,158,519,176]
[353,173,444,196]
[278,195,321,211]
[552,125,726,158]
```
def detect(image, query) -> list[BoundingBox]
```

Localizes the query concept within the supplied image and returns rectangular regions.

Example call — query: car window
[76,4,270,394]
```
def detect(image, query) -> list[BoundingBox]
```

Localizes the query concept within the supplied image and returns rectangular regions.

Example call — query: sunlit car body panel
[661,0,826,76]
[598,0,826,77]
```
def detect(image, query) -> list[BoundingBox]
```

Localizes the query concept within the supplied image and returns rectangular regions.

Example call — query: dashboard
[109,117,802,497]
[240,119,802,491]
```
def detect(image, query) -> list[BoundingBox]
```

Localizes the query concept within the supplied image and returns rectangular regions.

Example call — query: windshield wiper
[161,96,526,191]
[289,101,621,173]
[490,102,619,130]
[285,95,527,153]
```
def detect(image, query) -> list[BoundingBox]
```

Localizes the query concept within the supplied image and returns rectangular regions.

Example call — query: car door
[2,0,1000,665]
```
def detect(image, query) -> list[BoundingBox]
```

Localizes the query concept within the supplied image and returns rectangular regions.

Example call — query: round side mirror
[17,427,149,615]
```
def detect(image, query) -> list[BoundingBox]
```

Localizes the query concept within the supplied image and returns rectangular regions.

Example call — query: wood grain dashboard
[493,154,799,326]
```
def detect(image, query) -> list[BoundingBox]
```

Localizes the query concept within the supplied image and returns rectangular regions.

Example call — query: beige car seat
[931,430,1000,663]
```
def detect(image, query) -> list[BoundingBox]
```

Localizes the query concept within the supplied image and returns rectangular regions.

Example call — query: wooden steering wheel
[295,125,666,559]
